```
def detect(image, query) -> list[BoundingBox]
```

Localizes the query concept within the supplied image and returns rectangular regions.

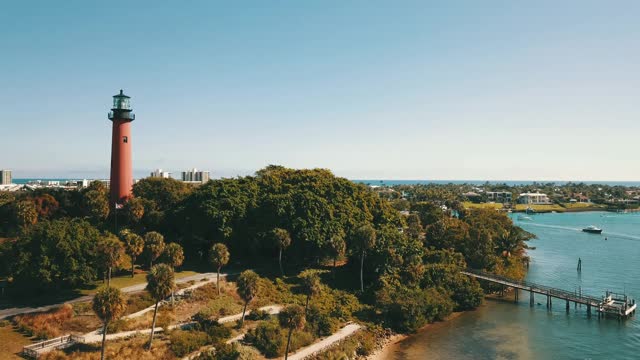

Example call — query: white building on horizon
[0,170,12,185]
[518,192,551,205]
[182,168,210,184]
[150,169,171,179]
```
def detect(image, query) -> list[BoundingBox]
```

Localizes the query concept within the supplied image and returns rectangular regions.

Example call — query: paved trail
[284,323,362,360]
[82,305,282,343]
[0,272,218,320]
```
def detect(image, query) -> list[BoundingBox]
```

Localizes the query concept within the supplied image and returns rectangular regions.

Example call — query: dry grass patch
[40,335,177,360]
[13,304,74,339]
[0,321,31,360]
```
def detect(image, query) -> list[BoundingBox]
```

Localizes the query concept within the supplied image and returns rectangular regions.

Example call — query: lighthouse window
[123,136,128,143]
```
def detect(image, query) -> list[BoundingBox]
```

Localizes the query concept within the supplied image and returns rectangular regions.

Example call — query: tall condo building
[182,168,210,183]
[0,170,12,185]
[108,90,135,206]
[150,169,171,178]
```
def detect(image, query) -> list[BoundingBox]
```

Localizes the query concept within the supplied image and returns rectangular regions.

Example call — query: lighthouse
[108,90,135,206]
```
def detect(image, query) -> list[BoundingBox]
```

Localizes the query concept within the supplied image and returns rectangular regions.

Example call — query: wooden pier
[461,269,636,319]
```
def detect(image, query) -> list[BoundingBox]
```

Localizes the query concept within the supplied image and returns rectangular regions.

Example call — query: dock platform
[461,269,636,320]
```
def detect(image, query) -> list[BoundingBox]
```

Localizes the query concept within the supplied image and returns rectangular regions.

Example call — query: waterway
[389,211,640,360]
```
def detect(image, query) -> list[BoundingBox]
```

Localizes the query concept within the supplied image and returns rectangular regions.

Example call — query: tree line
[0,165,532,334]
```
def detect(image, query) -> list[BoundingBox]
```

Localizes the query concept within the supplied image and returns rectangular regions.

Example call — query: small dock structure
[461,269,636,320]
[600,291,637,318]
[22,334,84,359]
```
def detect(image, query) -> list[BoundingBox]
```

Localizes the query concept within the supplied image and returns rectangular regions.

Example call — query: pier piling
[530,291,534,307]
[461,269,637,321]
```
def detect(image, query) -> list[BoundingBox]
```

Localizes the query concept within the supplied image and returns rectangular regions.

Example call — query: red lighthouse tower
[108,90,135,206]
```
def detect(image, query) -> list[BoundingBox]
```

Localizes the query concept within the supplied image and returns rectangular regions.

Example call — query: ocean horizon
[12,178,640,187]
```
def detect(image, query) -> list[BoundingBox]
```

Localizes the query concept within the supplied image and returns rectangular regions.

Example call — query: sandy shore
[367,312,465,360]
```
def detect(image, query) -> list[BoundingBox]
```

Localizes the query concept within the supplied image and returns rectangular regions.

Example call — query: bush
[205,322,232,345]
[245,321,284,358]
[315,329,379,359]
[245,320,314,358]
[126,292,155,314]
[376,285,454,332]
[306,305,339,337]
[170,329,209,357]
[157,309,175,333]
[246,309,270,321]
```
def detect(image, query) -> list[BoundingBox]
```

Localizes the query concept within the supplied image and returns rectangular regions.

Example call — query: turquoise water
[390,211,640,360]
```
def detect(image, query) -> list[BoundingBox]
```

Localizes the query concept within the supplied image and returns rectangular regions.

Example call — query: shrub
[376,285,454,332]
[71,302,92,315]
[245,321,284,358]
[245,320,314,358]
[206,322,232,345]
[306,305,339,337]
[170,329,209,357]
[157,309,175,333]
[126,292,155,314]
[246,309,270,321]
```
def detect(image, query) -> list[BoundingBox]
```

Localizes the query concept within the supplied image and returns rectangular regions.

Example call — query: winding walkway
[1,272,219,320]
[284,323,362,360]
[82,305,282,344]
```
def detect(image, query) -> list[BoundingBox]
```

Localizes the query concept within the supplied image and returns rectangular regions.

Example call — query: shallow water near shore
[389,211,640,360]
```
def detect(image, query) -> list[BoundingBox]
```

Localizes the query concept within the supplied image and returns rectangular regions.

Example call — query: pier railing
[22,334,84,358]
[461,269,603,305]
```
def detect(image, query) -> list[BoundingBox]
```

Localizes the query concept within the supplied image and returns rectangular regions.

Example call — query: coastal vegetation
[0,166,539,359]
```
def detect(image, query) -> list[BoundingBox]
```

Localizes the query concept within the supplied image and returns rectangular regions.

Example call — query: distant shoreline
[11,178,640,187]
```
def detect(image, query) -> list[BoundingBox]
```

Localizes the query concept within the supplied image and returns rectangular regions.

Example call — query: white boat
[582,225,602,234]
[517,215,533,221]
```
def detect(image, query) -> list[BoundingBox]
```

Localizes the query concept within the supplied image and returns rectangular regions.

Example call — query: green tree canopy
[9,219,100,292]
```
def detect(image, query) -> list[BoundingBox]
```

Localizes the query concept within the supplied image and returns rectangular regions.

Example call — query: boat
[582,225,603,234]
[517,215,533,221]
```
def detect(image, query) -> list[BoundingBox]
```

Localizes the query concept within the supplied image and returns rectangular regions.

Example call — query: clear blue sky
[1,1,638,180]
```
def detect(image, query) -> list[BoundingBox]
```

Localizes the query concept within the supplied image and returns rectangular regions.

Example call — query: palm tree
[145,264,174,350]
[97,234,125,286]
[495,226,534,258]
[272,228,291,277]
[355,224,377,292]
[209,243,230,295]
[299,270,322,312]
[236,270,259,326]
[92,286,127,360]
[164,243,185,269]
[278,305,306,360]
[144,231,165,269]
[326,231,346,277]
[121,229,144,277]
[164,243,184,304]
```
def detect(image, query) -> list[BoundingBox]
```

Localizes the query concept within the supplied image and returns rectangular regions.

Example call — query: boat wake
[522,223,582,232]
[522,223,640,242]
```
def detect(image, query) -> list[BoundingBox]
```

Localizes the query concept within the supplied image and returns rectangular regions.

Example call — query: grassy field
[0,323,31,360]
[514,204,565,212]
[563,202,605,211]
[462,202,504,210]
